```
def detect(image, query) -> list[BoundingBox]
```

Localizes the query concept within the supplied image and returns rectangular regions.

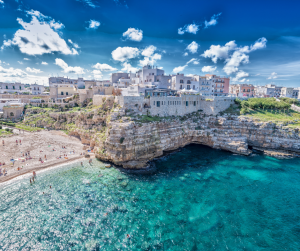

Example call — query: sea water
[1,144,300,250]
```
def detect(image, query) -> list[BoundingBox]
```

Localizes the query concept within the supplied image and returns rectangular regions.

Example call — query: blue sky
[0,0,300,87]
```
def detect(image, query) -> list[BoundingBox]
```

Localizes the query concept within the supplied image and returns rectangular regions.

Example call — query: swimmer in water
[50,185,52,189]
[127,234,131,239]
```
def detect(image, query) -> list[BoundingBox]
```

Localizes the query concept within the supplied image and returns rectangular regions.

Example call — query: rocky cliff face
[23,107,300,169]
[94,113,300,168]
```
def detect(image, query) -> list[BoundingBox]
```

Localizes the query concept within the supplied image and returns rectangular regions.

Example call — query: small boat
[105,164,111,168]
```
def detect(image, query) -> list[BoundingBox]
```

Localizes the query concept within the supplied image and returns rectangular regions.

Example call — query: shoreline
[0,156,97,186]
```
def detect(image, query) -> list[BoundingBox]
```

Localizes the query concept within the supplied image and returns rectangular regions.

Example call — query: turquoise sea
[1,145,300,250]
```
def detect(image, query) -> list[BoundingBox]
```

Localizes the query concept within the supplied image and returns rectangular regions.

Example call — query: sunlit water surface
[1,145,300,250]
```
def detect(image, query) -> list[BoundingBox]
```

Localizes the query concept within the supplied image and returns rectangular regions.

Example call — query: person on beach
[44,155,47,160]
[33,171,36,178]
[2,140,4,146]
[30,178,32,184]
[16,140,18,145]
[19,140,21,145]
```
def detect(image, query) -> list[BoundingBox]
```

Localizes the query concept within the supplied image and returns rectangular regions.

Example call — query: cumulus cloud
[232,70,249,82]
[49,20,65,30]
[92,70,102,79]
[0,65,47,84]
[178,23,200,35]
[1,13,78,55]
[202,66,217,72]
[121,62,139,73]
[183,52,188,56]
[267,72,278,79]
[26,67,43,73]
[123,28,143,42]
[24,58,30,60]
[17,61,23,64]
[186,41,199,54]
[111,47,140,62]
[204,13,222,28]
[87,19,100,29]
[173,65,188,73]
[186,58,198,64]
[0,0,4,6]
[92,63,117,71]
[140,45,162,66]
[202,37,267,75]
[55,58,85,74]
[68,39,80,49]
[41,62,48,65]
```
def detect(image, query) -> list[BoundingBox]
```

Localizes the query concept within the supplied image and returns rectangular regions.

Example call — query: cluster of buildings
[0,65,299,120]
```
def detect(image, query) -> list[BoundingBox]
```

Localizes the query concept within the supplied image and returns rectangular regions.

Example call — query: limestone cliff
[23,107,300,169]
[94,113,300,168]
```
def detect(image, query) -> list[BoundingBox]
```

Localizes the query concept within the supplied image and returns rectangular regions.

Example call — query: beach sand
[0,130,93,183]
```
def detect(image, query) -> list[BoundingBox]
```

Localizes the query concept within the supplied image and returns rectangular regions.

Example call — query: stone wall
[200,97,234,115]
[93,95,115,106]
[3,106,24,119]
[0,94,50,104]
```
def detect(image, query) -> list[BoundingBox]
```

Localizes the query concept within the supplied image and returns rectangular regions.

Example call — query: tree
[112,88,122,96]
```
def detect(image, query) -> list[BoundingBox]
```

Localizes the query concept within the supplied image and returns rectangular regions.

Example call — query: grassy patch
[245,108,300,124]
[15,124,43,132]
[0,129,13,136]
[221,104,241,116]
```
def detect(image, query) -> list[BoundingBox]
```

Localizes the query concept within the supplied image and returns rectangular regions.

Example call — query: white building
[30,84,45,95]
[0,82,25,94]
[281,87,294,98]
[171,74,200,93]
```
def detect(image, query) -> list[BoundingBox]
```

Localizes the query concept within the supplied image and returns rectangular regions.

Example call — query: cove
[1,144,300,250]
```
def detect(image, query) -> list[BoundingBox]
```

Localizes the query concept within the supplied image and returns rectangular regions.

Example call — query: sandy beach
[0,130,92,183]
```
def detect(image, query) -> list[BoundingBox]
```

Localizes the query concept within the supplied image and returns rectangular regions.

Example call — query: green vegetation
[245,108,300,123]
[15,124,42,132]
[0,128,13,136]
[222,104,241,116]
[279,97,299,106]
[137,115,165,123]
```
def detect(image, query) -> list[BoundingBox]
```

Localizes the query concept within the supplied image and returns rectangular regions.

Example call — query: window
[180,85,183,89]
[13,86,15,89]
[194,101,196,106]
[180,80,184,83]
[10,112,14,117]
[19,86,21,90]
[168,101,169,105]
[193,85,195,90]
[187,80,191,84]
[153,101,155,105]
[187,85,191,90]
[66,92,69,95]
[61,92,64,95]
[6,86,8,89]
[186,101,188,106]
[157,101,160,107]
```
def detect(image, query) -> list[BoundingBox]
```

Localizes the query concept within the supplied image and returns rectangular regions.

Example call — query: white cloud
[183,52,188,56]
[267,72,278,79]
[204,13,222,28]
[68,39,80,49]
[41,62,48,65]
[232,70,249,82]
[24,58,30,60]
[140,45,162,66]
[141,45,156,57]
[111,47,140,62]
[92,63,117,71]
[26,67,42,73]
[186,58,197,64]
[0,65,47,84]
[17,61,23,64]
[123,28,143,42]
[77,0,97,8]
[26,10,48,19]
[158,66,163,69]
[202,41,237,63]
[186,41,199,54]
[173,65,188,73]
[178,24,200,35]
[121,62,139,73]
[223,51,249,75]
[50,20,65,30]
[1,14,78,55]
[193,61,199,65]
[0,0,4,5]
[92,70,102,79]
[55,58,85,74]
[202,38,267,75]
[202,66,217,73]
[87,19,100,29]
